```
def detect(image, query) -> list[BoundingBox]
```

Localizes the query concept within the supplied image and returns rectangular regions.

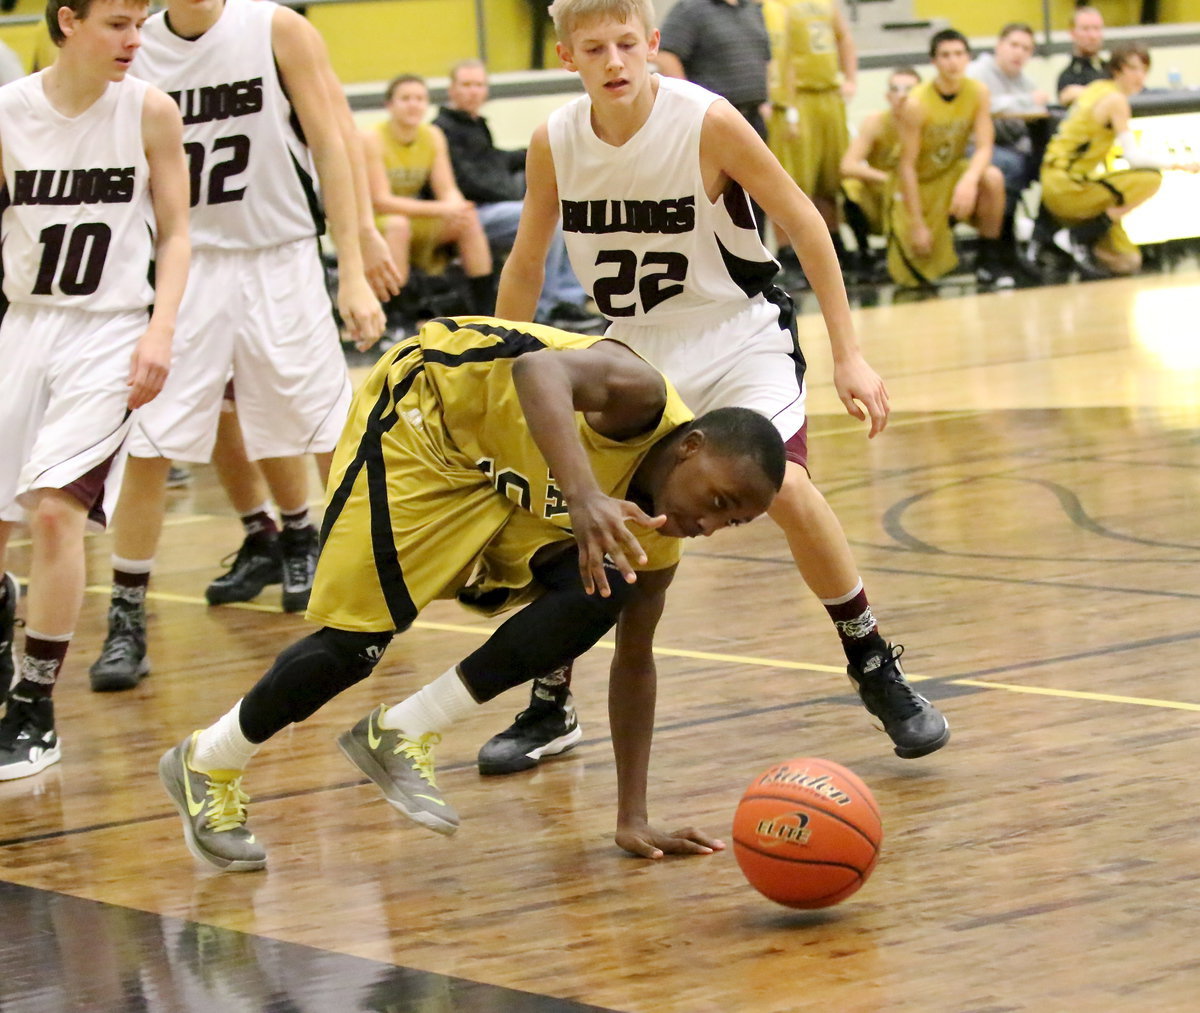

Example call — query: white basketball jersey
[0,72,154,312]
[133,0,321,250]
[548,76,778,327]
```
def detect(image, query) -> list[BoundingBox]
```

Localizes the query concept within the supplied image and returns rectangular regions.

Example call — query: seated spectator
[968,23,1050,246]
[890,30,1011,289]
[362,74,495,328]
[1057,6,1106,107]
[432,60,602,331]
[1032,44,1197,278]
[840,66,921,273]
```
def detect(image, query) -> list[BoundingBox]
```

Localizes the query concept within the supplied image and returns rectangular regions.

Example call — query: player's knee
[383,216,411,244]
[314,627,394,678]
[27,490,86,544]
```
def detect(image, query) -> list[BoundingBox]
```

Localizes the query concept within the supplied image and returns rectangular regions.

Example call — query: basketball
[733,757,882,909]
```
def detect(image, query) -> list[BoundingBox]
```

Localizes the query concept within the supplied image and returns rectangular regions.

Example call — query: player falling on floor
[86,0,385,692]
[159,317,786,870]
[474,0,950,776]
[0,0,189,779]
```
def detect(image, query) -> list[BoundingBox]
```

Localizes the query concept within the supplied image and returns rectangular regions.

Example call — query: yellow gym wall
[309,0,549,82]
[2,0,1196,83]
[913,0,1196,36]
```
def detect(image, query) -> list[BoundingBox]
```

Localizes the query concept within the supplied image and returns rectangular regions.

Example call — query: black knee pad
[239,628,393,742]
[458,547,633,702]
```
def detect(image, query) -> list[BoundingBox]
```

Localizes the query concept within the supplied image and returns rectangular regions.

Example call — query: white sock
[112,555,155,574]
[380,667,480,737]
[192,701,258,772]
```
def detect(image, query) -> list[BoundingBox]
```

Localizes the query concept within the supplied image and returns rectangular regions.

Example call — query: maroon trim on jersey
[63,452,120,529]
[785,420,809,470]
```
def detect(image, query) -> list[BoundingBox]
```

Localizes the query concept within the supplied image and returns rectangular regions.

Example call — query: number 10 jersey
[548,75,779,327]
[133,0,321,251]
[0,72,154,312]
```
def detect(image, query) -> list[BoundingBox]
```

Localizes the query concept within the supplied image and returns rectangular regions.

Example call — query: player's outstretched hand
[833,352,890,437]
[361,228,403,300]
[127,326,172,409]
[339,273,386,351]
[616,820,726,859]
[568,491,665,597]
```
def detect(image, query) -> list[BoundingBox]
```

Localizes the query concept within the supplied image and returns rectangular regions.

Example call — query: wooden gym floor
[1,270,1198,1012]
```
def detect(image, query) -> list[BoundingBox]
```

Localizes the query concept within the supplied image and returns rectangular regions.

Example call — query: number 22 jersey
[0,72,154,311]
[131,0,321,251]
[548,75,779,327]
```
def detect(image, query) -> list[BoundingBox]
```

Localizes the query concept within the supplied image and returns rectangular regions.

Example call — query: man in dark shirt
[656,0,771,135]
[433,60,601,330]
[1057,5,1106,106]
[656,0,772,240]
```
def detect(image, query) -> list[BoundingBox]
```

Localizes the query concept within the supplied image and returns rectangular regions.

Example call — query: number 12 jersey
[132,0,321,251]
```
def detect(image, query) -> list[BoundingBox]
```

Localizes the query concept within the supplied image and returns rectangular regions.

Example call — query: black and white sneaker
[477,689,583,775]
[280,526,318,614]
[89,605,150,692]
[0,572,19,693]
[847,644,950,759]
[0,694,60,781]
[205,534,282,606]
[976,262,1016,289]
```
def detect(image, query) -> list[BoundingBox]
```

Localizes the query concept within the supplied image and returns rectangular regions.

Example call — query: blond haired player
[0,0,189,778]
[472,0,949,777]
[889,28,1010,288]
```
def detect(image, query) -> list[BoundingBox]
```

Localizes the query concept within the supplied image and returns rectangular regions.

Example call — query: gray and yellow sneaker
[158,732,265,872]
[337,705,459,836]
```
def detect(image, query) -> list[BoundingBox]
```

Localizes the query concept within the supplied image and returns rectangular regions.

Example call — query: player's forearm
[898,164,924,226]
[609,647,657,828]
[497,254,545,322]
[311,141,366,276]
[511,354,604,501]
[964,143,992,184]
[791,225,859,361]
[842,161,888,185]
[147,230,190,335]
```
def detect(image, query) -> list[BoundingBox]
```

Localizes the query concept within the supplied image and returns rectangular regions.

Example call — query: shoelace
[281,551,313,588]
[204,775,252,833]
[868,647,924,719]
[396,732,442,787]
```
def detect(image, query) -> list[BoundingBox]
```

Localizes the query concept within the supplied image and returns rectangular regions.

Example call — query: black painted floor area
[0,880,614,1013]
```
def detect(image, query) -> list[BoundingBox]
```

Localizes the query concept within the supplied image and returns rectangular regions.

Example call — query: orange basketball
[733,757,882,909]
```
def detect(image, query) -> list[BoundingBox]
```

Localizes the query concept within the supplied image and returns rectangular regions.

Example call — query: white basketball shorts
[0,304,146,528]
[126,237,351,462]
[604,291,808,452]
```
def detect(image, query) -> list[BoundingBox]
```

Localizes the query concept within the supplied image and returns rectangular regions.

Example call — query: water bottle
[1168,68,1183,90]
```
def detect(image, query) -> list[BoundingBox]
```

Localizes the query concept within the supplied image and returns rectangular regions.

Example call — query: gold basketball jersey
[422,318,688,577]
[763,0,790,107]
[375,120,436,197]
[910,78,983,181]
[783,0,840,92]
[1043,79,1120,178]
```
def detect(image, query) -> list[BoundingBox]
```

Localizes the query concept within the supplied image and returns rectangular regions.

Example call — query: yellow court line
[811,408,985,440]
[952,678,1200,713]
[82,587,1199,713]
